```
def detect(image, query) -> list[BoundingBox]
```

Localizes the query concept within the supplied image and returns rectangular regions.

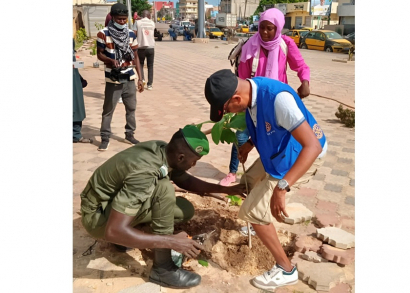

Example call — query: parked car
[344,32,355,45]
[236,24,249,33]
[283,29,309,47]
[300,26,314,31]
[299,30,352,52]
[206,27,224,39]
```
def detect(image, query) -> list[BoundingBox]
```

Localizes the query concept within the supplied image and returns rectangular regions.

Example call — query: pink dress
[238,35,310,84]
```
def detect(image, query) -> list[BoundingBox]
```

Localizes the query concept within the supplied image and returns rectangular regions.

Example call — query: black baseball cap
[111,3,128,16]
[204,69,238,122]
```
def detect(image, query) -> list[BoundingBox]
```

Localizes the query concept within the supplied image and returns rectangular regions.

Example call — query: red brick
[295,187,318,198]
[316,200,339,212]
[329,283,352,293]
[294,235,323,253]
[315,212,341,228]
[321,244,355,265]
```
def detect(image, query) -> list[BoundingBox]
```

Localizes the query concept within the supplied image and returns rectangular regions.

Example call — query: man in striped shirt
[96,3,144,151]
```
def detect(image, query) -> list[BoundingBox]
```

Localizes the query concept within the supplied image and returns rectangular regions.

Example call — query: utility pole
[198,0,205,37]
[126,0,133,29]
[244,0,247,23]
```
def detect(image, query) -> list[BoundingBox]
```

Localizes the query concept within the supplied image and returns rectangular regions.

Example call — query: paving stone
[321,244,355,265]
[315,212,341,228]
[323,161,334,168]
[314,173,326,181]
[349,179,355,186]
[328,141,342,146]
[296,259,346,291]
[117,282,161,293]
[317,189,344,204]
[316,227,355,249]
[301,251,328,263]
[284,203,314,225]
[316,200,339,213]
[324,184,343,193]
[295,187,318,198]
[337,158,353,164]
[329,283,352,293]
[344,196,355,206]
[340,217,355,232]
[294,235,323,253]
[341,148,355,153]
[331,169,349,177]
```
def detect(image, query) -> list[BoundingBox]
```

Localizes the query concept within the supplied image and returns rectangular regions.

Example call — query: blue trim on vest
[246,77,326,179]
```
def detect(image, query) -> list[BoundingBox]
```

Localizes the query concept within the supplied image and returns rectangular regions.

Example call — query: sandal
[74,137,93,143]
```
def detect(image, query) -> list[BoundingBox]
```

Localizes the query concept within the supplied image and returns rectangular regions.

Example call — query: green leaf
[226,195,242,206]
[211,122,222,145]
[226,113,247,131]
[220,128,237,144]
[198,259,209,267]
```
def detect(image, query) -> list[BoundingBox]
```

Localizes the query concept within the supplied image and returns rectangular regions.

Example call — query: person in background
[135,10,156,90]
[73,39,93,144]
[168,24,177,41]
[219,8,311,187]
[96,3,144,151]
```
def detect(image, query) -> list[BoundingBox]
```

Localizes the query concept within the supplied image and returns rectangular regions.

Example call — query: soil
[174,191,296,275]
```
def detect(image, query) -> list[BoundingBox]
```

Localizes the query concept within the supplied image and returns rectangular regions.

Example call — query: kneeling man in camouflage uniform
[80,125,245,289]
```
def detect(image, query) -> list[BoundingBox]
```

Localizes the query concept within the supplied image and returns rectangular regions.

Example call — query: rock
[316,227,355,249]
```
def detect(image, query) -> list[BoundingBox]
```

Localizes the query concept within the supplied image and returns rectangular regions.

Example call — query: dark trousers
[100,81,137,138]
[73,121,82,141]
[137,48,154,86]
[81,179,195,239]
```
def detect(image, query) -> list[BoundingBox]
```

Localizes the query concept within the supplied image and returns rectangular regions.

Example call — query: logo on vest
[195,146,203,154]
[265,122,271,132]
[313,124,323,139]
[144,29,149,35]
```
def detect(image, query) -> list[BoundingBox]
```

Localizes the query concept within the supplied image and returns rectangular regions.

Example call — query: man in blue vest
[204,69,327,291]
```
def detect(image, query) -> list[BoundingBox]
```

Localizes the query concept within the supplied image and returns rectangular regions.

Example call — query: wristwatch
[277,179,290,192]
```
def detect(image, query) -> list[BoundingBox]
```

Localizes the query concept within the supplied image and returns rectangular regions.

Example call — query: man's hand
[238,141,254,163]
[297,80,310,99]
[170,232,202,259]
[110,59,120,68]
[137,80,144,93]
[270,186,289,222]
[225,184,247,198]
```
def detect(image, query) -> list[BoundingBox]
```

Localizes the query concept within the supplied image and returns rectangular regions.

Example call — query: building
[337,0,355,25]
[73,2,115,38]
[179,0,198,20]
[220,0,259,20]
[274,1,339,30]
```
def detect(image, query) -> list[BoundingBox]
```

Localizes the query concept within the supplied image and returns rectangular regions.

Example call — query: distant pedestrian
[73,39,93,144]
[96,3,144,151]
[134,10,156,90]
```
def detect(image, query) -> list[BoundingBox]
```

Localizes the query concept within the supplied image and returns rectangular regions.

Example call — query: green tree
[129,0,152,16]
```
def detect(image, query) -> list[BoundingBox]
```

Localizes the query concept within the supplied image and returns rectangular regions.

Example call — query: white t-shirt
[247,79,327,158]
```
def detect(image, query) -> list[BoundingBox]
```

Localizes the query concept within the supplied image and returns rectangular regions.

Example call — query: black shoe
[98,137,110,151]
[125,132,140,145]
[149,249,201,289]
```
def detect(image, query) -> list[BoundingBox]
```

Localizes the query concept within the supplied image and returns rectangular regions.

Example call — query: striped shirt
[97,28,139,84]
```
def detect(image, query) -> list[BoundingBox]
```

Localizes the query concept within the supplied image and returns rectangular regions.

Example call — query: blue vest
[245,77,326,179]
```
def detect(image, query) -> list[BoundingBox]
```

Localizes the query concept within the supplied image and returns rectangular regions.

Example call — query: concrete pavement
[73,38,355,293]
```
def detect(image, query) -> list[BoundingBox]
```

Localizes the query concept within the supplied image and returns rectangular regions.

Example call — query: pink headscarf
[240,8,285,80]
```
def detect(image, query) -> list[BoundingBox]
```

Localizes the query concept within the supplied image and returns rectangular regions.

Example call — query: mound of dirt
[174,193,296,275]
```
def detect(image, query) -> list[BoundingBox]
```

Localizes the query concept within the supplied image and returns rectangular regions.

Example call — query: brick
[349,179,355,186]
[316,200,339,213]
[296,259,346,291]
[321,244,355,265]
[337,158,353,164]
[283,203,314,225]
[329,283,352,293]
[314,173,326,181]
[324,184,343,193]
[324,174,350,186]
[323,161,335,168]
[316,227,355,249]
[344,196,355,206]
[315,212,341,228]
[328,141,342,146]
[295,187,318,198]
[294,235,323,253]
[340,217,355,232]
[317,189,344,204]
[341,148,355,153]
[331,169,349,177]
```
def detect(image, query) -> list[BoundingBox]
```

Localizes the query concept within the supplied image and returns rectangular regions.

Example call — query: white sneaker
[118,97,123,103]
[147,85,153,90]
[251,264,298,290]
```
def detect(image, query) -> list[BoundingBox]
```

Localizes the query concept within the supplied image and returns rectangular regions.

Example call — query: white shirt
[247,79,327,158]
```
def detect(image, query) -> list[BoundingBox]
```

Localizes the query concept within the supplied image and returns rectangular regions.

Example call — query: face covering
[114,21,127,29]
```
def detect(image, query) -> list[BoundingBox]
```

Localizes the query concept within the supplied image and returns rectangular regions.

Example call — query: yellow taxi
[283,29,309,47]
[299,30,353,52]
[236,24,249,33]
[206,27,224,39]
[300,27,314,31]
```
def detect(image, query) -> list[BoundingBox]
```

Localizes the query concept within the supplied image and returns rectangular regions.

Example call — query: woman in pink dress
[219,8,311,186]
